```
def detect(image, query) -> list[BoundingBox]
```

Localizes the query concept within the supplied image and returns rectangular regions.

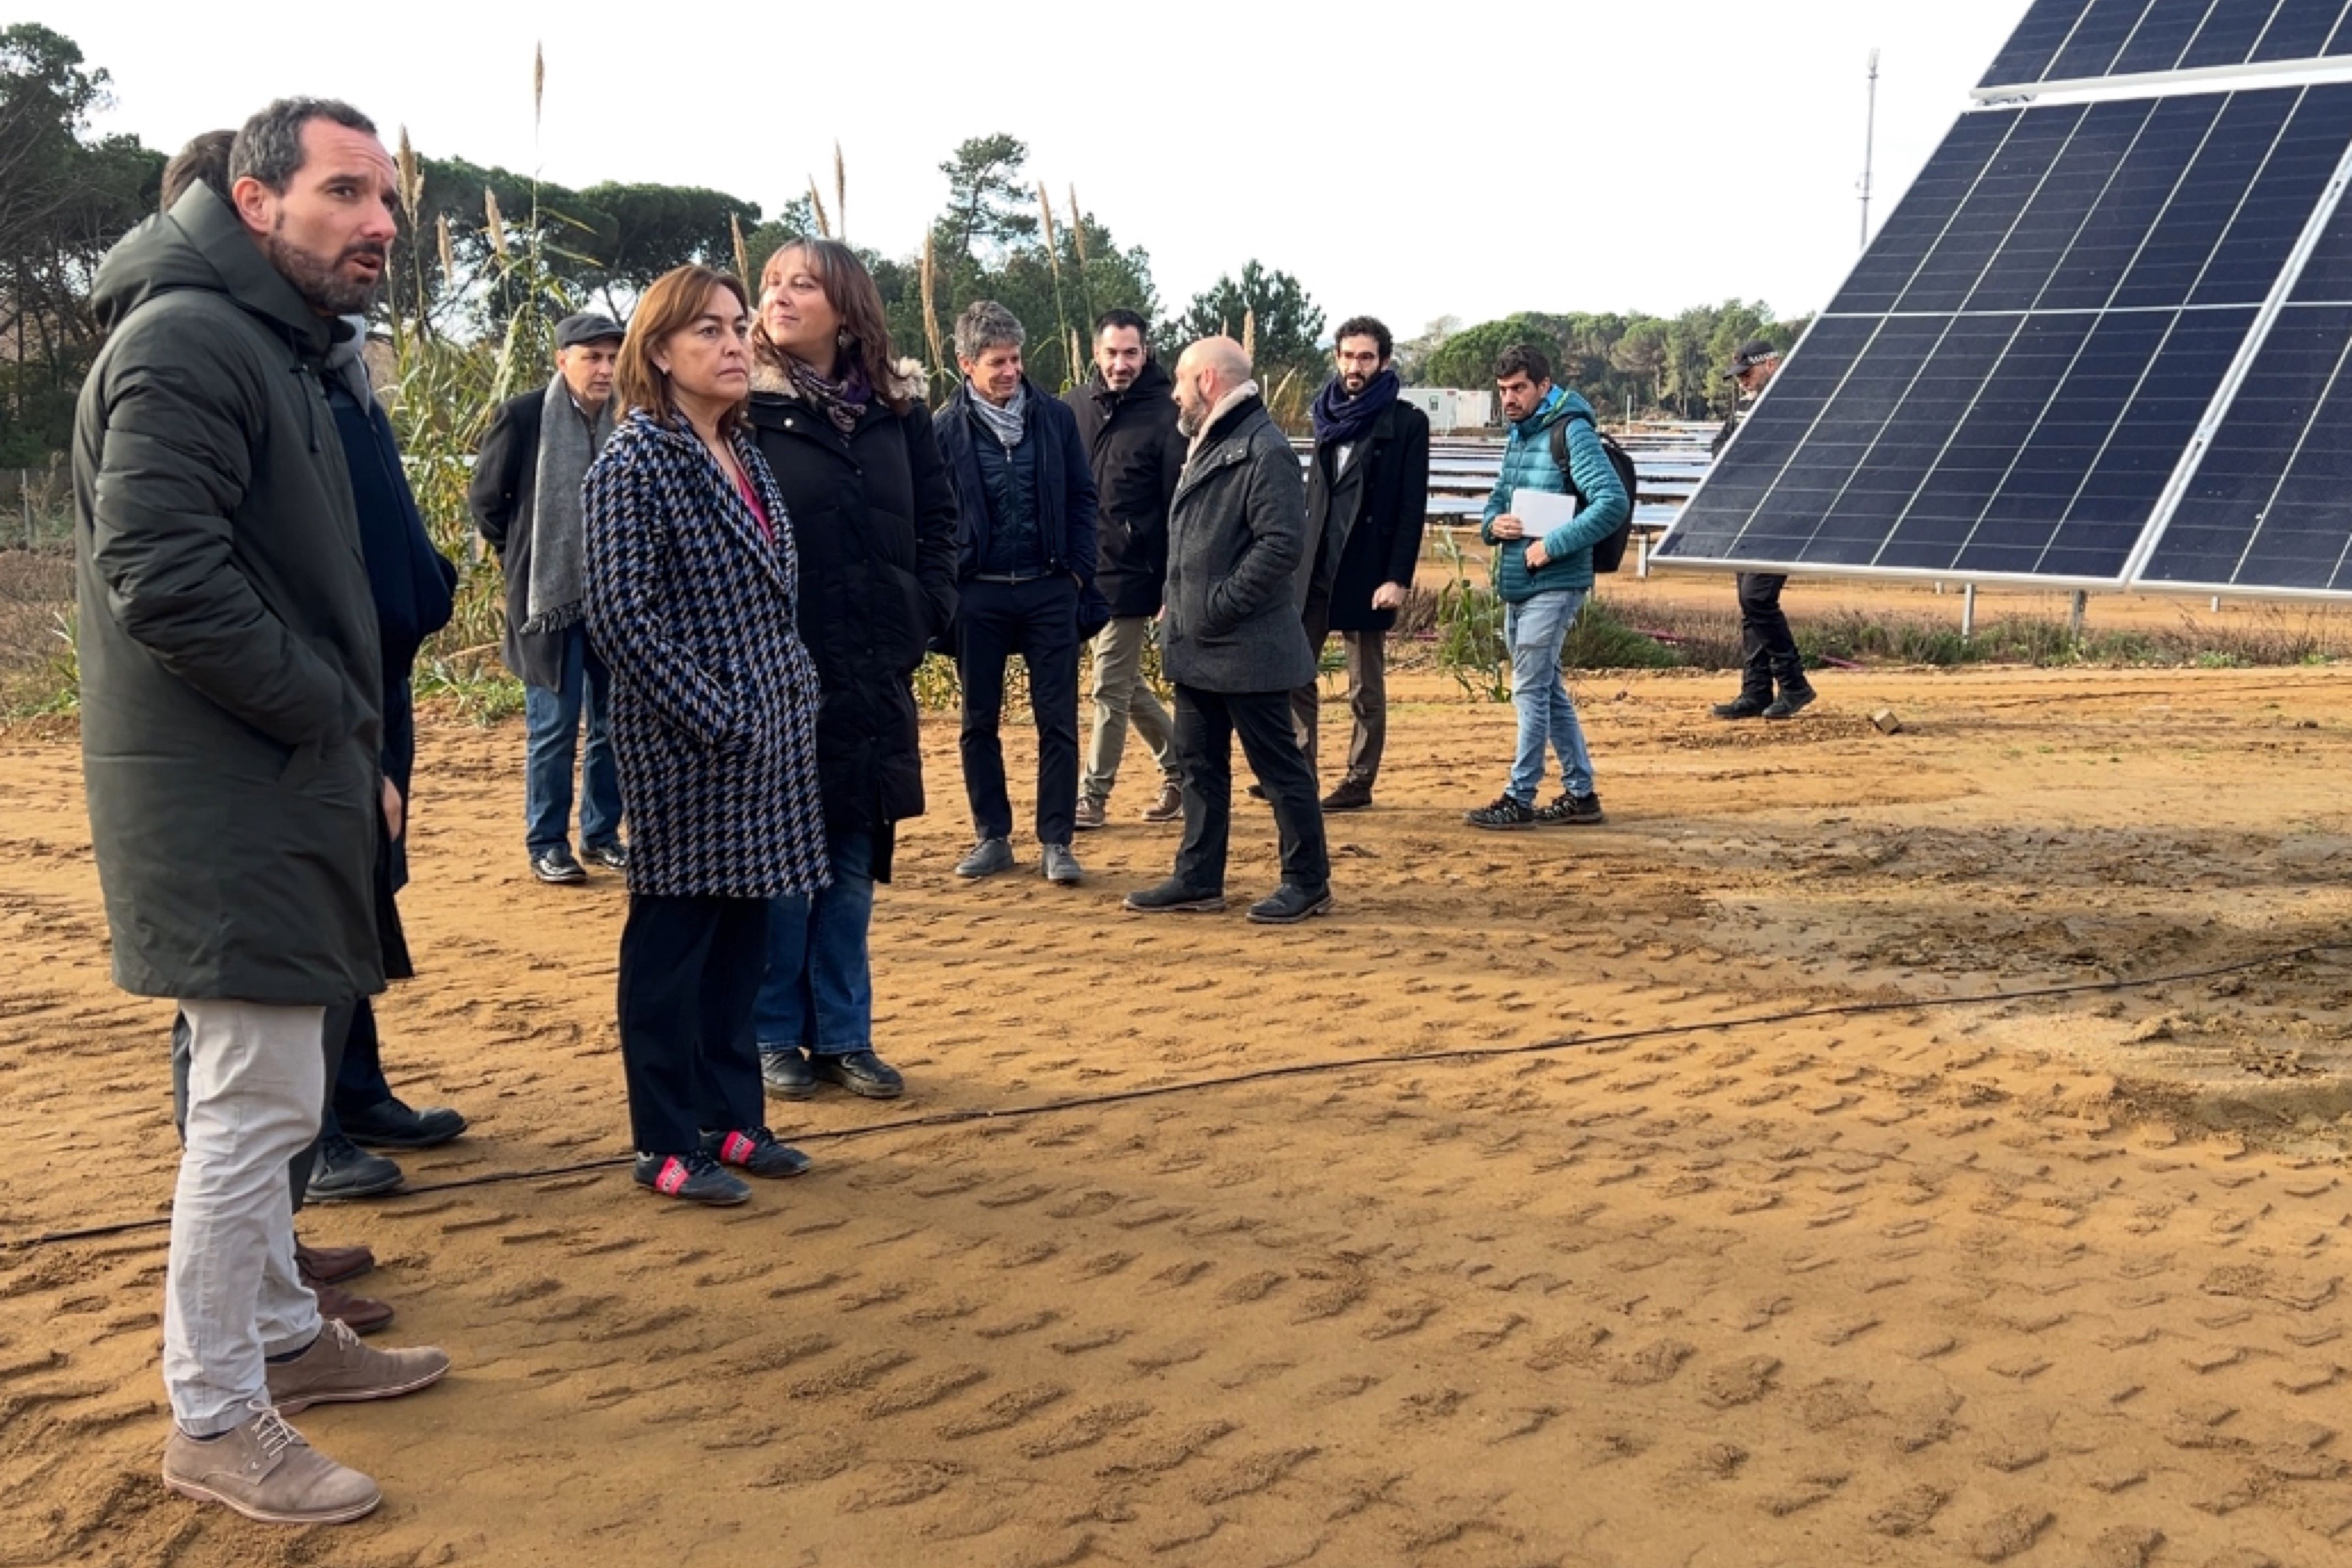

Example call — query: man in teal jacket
[1465,345,1629,830]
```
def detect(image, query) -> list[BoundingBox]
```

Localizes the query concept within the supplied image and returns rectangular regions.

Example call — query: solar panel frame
[2129,187,2352,594]
[1655,82,2352,593]
[1976,0,2352,99]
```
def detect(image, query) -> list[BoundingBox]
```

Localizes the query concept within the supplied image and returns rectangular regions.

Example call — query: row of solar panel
[1656,80,2352,595]
[1983,0,2352,92]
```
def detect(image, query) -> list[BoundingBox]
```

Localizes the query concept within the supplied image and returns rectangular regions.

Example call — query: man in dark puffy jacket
[1066,309,1188,829]
[74,96,448,1527]
[153,129,463,1330]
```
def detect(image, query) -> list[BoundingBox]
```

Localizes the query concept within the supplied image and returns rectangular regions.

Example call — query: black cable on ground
[7,941,2341,1254]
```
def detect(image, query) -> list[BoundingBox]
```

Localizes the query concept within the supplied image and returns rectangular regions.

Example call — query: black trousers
[1735,573,1804,696]
[324,995,392,1122]
[956,576,1081,846]
[1172,683,1330,895]
[617,893,771,1156]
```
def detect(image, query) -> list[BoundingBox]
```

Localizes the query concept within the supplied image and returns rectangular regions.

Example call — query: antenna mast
[1859,47,1881,251]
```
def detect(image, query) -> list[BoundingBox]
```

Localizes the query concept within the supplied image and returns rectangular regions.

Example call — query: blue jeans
[524,625,622,852]
[1505,590,1595,804]
[752,830,875,1058]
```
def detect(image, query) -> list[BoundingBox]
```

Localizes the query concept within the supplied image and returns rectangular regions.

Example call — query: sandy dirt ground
[3,661,2350,1567]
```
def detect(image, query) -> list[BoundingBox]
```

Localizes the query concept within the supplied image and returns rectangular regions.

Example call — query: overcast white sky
[35,1,2031,335]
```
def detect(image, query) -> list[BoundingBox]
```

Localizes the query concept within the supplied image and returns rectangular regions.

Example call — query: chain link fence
[1,464,77,716]
[2,465,73,555]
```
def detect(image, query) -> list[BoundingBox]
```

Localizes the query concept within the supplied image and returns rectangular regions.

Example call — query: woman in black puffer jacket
[743,239,960,1105]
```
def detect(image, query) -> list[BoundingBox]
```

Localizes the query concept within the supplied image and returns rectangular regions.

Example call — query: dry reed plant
[483,189,510,262]
[1037,184,1074,386]
[919,232,948,388]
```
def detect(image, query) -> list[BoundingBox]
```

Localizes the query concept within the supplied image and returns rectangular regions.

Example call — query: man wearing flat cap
[470,312,631,882]
[1710,339,1814,721]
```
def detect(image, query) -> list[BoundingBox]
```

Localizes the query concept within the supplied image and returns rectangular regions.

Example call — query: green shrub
[1561,594,1680,670]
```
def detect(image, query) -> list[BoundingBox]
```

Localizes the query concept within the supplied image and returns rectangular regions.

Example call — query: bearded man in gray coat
[74,97,447,1527]
[1123,336,1332,925]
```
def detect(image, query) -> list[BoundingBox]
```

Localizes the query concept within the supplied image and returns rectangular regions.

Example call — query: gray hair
[954,300,1026,362]
[230,98,378,194]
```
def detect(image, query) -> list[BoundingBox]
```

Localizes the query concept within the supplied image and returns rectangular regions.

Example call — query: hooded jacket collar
[1512,383,1580,437]
[93,184,344,359]
[1087,356,1173,409]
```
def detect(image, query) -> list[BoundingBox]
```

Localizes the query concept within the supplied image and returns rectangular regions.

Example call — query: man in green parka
[73,97,448,1527]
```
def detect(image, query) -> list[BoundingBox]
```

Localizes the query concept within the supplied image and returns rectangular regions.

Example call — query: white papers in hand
[1513,490,1579,537]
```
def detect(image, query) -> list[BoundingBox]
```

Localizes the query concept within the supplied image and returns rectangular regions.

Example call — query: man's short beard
[266,227,383,317]
[1177,402,1200,437]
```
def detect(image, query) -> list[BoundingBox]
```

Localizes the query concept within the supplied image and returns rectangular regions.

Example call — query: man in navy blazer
[933,300,1103,888]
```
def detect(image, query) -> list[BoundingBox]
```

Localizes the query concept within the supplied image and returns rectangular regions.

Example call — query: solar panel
[1656,83,2352,586]
[2135,190,2352,591]
[1980,0,2352,95]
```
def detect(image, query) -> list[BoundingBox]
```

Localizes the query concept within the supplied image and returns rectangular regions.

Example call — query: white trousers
[164,999,326,1435]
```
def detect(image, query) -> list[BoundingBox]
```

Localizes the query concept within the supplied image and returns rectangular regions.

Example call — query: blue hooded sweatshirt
[1479,385,1629,602]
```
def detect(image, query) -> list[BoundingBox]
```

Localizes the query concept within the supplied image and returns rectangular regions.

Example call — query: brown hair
[1493,344,1553,385]
[616,265,752,433]
[161,129,235,214]
[754,238,911,415]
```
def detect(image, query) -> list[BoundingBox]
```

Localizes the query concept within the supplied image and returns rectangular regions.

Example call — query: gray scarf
[523,374,613,635]
[966,380,1027,449]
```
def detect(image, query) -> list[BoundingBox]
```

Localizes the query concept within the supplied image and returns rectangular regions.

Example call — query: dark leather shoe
[530,844,586,884]
[1247,883,1335,925]
[340,1096,467,1151]
[1712,693,1771,720]
[313,1281,395,1336]
[1123,878,1226,913]
[760,1048,816,1101]
[1141,781,1184,823]
[306,1135,403,1202]
[1320,779,1374,812]
[295,1242,375,1287]
[704,1128,813,1179]
[583,840,629,871]
[1763,685,1816,721]
[810,1048,905,1099]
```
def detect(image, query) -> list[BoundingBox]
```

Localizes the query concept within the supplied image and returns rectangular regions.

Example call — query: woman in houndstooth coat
[582,265,830,1206]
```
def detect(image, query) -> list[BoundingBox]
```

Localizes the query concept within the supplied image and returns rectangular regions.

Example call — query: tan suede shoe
[265,1319,449,1415]
[161,1407,379,1525]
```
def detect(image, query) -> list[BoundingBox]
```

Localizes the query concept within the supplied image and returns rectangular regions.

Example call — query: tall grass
[382,48,577,720]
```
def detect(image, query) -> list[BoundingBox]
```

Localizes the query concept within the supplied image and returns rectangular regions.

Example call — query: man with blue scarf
[1286,317,1429,813]
[1465,345,1628,830]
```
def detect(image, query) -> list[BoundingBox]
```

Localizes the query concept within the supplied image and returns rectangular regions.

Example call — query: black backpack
[1549,412,1638,573]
